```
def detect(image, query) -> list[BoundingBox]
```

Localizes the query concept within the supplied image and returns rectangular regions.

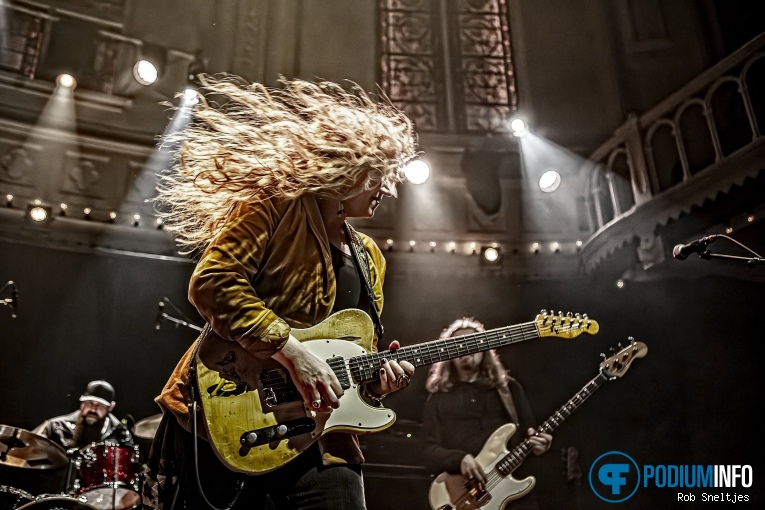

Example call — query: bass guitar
[428,339,647,510]
[196,308,599,474]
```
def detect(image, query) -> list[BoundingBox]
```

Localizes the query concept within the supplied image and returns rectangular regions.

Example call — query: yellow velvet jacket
[156,194,386,466]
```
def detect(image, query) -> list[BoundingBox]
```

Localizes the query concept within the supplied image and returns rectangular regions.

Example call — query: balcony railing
[581,32,765,271]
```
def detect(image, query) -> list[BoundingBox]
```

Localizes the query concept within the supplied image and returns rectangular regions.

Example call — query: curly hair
[425,317,511,394]
[154,74,418,253]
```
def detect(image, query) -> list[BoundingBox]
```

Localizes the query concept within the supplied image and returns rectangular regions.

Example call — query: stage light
[510,117,528,137]
[6,194,13,207]
[747,215,755,223]
[156,217,164,229]
[84,207,91,220]
[531,242,539,254]
[448,242,456,253]
[26,203,52,224]
[404,159,430,184]
[57,74,76,89]
[183,88,199,105]
[480,246,503,267]
[616,280,625,289]
[551,242,560,253]
[133,60,159,85]
[133,213,141,226]
[575,240,583,247]
[28,205,48,222]
[470,242,477,254]
[109,212,117,221]
[725,226,733,234]
[539,170,561,193]
[429,241,437,252]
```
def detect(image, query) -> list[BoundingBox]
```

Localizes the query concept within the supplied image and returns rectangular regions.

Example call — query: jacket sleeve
[421,393,469,475]
[188,200,292,355]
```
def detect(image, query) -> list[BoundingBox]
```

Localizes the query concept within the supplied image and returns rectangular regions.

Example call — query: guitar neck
[494,372,609,476]
[350,322,539,384]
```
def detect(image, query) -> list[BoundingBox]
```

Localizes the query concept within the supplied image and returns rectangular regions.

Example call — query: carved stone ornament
[69,160,101,191]
[0,147,34,182]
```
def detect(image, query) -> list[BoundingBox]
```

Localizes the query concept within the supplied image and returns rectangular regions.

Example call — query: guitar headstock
[600,338,648,379]
[534,310,599,339]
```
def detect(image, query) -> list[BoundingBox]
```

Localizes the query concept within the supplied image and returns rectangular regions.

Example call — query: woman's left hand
[527,428,553,455]
[369,340,415,397]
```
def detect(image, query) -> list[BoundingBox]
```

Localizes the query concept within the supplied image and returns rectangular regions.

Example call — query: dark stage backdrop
[1,240,763,509]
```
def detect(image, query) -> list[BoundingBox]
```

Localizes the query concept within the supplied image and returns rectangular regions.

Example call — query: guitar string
[451,374,609,506]
[259,320,590,395]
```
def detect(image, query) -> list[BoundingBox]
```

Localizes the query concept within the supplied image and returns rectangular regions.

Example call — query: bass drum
[0,485,35,509]
[18,494,96,509]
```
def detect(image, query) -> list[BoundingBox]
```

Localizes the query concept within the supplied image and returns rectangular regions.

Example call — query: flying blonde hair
[425,317,511,394]
[155,74,418,253]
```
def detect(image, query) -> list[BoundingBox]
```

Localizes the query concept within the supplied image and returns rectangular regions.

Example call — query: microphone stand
[698,235,765,268]
[0,281,17,318]
[156,297,203,332]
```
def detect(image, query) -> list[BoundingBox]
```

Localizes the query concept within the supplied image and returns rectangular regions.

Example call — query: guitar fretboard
[348,322,539,384]
[495,372,608,477]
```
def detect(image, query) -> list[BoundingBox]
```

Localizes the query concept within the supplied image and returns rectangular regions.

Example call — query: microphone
[673,235,718,260]
[155,300,165,330]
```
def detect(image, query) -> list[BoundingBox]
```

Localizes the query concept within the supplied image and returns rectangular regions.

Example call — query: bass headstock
[534,310,600,339]
[600,338,648,379]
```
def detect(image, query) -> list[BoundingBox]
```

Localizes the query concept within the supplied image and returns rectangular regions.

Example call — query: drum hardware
[17,493,97,509]
[0,484,35,509]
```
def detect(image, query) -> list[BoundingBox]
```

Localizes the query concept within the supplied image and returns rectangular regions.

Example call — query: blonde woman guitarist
[422,317,553,510]
[142,76,418,510]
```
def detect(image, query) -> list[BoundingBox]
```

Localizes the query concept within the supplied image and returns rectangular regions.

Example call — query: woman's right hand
[460,454,486,486]
[272,336,344,412]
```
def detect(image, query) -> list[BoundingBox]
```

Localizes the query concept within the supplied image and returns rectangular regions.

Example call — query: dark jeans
[143,413,366,510]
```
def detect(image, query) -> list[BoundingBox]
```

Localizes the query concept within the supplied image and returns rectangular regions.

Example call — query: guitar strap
[345,221,385,341]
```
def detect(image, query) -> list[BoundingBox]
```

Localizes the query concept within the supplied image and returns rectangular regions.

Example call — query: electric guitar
[428,339,648,510]
[196,308,599,474]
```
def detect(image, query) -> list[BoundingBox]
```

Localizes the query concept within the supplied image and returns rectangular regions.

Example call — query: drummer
[33,380,134,449]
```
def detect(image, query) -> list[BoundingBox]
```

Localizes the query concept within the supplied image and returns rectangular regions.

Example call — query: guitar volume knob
[275,425,288,438]
[242,432,258,446]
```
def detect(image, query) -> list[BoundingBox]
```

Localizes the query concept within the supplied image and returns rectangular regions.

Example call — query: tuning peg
[575,313,581,319]
[541,309,548,315]
[566,312,573,318]
[583,313,588,319]
[628,336,635,344]
[618,342,623,348]
[557,310,563,316]
[600,353,606,360]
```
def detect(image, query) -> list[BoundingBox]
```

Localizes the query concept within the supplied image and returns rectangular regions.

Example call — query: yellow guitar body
[429,424,535,510]
[196,309,395,474]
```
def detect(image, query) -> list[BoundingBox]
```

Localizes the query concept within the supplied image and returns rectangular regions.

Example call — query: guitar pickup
[239,418,316,449]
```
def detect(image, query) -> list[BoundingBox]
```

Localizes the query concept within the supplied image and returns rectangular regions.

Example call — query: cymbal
[0,424,68,470]
[132,414,162,440]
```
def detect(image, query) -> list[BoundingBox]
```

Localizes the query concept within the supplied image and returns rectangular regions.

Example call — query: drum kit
[0,416,162,510]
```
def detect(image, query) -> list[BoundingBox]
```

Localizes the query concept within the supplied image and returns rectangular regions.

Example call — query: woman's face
[450,327,485,380]
[342,180,395,218]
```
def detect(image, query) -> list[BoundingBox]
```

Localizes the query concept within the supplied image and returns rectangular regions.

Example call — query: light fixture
[725,226,733,234]
[480,246,503,267]
[109,212,117,221]
[539,170,561,193]
[510,117,528,137]
[469,242,477,254]
[551,242,560,253]
[429,241,437,252]
[747,215,755,223]
[5,194,13,207]
[404,159,430,185]
[156,217,164,229]
[60,203,68,216]
[84,207,92,219]
[133,60,158,85]
[386,238,393,251]
[448,242,456,253]
[183,88,199,105]
[616,280,625,289]
[133,213,141,227]
[26,203,52,223]
[56,74,76,89]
